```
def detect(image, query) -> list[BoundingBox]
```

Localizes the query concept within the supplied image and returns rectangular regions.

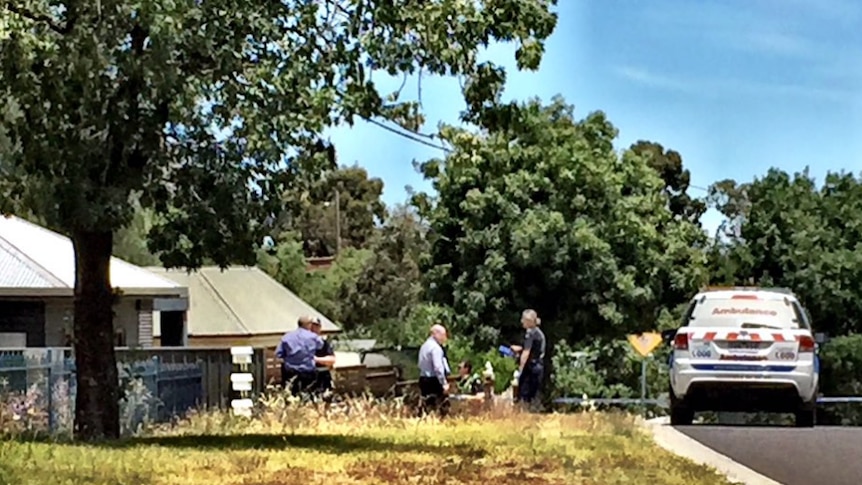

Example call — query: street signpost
[627,332,663,408]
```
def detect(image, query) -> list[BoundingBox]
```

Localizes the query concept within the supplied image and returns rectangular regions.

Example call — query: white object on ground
[483,361,494,380]
[643,417,783,485]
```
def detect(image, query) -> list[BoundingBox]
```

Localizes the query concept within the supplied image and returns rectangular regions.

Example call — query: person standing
[510,309,546,406]
[276,315,326,397]
[309,318,336,395]
[417,324,450,416]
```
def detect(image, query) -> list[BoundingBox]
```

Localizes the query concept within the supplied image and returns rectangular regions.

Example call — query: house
[0,216,188,348]
[146,266,340,348]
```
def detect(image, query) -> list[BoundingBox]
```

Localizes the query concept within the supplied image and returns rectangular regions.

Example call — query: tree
[112,200,159,267]
[708,168,862,335]
[339,204,429,330]
[279,165,387,258]
[260,203,431,340]
[414,96,708,353]
[629,141,707,224]
[0,0,558,440]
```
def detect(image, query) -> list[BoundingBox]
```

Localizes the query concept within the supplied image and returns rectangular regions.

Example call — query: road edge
[641,417,784,485]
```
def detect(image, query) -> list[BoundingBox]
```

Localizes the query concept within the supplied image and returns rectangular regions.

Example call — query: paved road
[679,425,862,485]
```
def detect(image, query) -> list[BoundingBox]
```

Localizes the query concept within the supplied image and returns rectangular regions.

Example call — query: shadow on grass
[90,433,486,457]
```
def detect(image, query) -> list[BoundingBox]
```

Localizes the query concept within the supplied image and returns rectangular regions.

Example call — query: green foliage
[708,169,862,335]
[444,336,518,394]
[550,339,670,400]
[415,96,709,349]
[0,0,558,266]
[819,335,862,397]
[364,303,454,348]
[278,165,388,258]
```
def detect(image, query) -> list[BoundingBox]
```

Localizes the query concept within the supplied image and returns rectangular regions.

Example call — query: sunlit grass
[0,394,736,485]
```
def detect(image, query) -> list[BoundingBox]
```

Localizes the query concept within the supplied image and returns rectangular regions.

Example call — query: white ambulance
[667,287,820,427]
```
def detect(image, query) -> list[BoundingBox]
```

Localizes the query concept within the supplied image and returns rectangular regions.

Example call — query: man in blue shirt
[417,324,450,416]
[276,315,326,396]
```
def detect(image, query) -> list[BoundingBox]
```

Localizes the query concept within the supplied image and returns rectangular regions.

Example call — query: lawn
[0,397,735,485]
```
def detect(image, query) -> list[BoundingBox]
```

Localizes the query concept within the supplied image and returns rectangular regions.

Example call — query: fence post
[47,348,54,433]
[230,347,254,417]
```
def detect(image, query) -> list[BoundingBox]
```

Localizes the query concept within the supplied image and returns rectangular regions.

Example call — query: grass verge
[0,397,736,485]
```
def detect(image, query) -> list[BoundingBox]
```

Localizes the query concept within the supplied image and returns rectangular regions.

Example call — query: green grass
[0,396,736,485]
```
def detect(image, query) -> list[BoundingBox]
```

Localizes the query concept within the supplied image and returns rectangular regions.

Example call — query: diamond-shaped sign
[627,332,663,357]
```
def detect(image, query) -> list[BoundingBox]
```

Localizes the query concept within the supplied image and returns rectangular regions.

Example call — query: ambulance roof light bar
[701,286,794,295]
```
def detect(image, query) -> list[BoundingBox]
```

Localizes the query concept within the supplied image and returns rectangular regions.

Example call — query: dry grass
[0,394,736,485]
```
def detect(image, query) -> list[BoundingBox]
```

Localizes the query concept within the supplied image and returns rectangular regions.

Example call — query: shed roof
[0,215,186,297]
[147,266,340,337]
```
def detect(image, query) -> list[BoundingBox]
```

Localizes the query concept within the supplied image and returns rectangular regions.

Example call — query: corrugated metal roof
[0,215,185,293]
[0,236,59,288]
[148,266,340,337]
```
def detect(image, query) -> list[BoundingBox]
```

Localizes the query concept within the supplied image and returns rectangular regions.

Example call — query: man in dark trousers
[417,324,450,416]
[276,315,327,397]
[309,317,336,395]
[510,309,546,407]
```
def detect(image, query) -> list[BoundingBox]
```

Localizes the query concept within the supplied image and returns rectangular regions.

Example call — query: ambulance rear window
[688,297,800,328]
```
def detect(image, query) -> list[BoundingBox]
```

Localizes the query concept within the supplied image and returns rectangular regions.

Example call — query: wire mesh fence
[0,348,207,436]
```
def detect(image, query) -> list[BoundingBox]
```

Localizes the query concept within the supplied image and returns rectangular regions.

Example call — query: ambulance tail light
[797,335,816,353]
[673,332,690,351]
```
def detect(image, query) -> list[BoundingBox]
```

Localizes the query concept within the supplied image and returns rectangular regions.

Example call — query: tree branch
[4,1,75,34]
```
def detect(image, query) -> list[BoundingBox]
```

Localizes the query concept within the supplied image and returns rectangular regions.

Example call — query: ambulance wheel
[669,387,694,426]
[794,406,816,428]
[670,405,694,426]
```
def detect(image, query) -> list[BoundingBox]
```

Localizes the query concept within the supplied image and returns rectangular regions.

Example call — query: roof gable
[148,266,340,337]
[0,215,185,295]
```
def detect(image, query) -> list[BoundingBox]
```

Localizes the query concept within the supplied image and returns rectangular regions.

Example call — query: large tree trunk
[71,229,121,441]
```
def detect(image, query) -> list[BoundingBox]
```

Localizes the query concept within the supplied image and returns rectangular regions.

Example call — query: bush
[817,334,862,425]
[549,339,672,414]
[444,336,518,394]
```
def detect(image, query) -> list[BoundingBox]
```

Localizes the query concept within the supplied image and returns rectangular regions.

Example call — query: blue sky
[325,0,862,235]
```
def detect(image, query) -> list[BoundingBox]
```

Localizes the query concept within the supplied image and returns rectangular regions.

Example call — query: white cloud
[613,65,856,104]
[612,67,696,93]
[640,0,844,60]
[723,31,820,58]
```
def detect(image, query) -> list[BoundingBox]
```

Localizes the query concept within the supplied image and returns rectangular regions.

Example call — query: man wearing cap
[309,318,336,395]
[276,315,328,396]
[417,324,450,416]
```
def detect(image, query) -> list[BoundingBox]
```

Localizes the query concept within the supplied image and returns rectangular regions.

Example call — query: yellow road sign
[627,332,663,357]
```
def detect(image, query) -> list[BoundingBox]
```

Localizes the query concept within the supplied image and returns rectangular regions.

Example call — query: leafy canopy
[709,169,862,336]
[0,0,558,267]
[414,96,708,346]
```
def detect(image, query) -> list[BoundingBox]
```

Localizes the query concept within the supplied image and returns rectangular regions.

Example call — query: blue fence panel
[0,348,205,434]
[155,360,204,421]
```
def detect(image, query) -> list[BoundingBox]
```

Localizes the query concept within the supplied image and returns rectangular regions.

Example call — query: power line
[365,118,451,152]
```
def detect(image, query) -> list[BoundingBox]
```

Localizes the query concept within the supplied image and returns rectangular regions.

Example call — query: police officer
[510,309,546,406]
[309,317,336,394]
[276,315,326,396]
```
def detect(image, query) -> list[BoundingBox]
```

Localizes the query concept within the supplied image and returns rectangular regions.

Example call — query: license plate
[727,341,761,350]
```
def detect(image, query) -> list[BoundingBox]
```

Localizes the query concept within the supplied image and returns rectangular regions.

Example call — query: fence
[0,346,266,434]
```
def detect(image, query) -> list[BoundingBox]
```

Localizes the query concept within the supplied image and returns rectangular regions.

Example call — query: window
[689,297,800,328]
[115,329,127,347]
[791,301,812,330]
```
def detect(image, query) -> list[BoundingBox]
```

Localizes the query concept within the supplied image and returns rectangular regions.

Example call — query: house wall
[43,297,156,347]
